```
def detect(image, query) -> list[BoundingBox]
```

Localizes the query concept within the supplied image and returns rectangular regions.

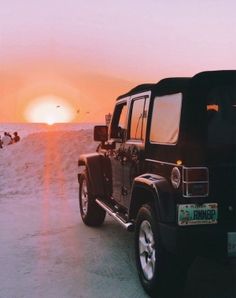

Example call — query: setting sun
[25,95,75,124]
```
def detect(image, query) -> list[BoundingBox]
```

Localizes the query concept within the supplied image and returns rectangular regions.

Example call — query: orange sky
[1,1,236,123]
[0,60,137,123]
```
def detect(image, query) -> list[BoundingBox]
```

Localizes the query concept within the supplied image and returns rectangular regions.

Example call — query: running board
[96,199,134,232]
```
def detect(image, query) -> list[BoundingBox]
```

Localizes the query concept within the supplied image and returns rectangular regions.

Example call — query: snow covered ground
[0,124,235,298]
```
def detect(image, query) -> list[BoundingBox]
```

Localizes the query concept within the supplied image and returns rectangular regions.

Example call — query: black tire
[135,204,189,298]
[79,172,106,226]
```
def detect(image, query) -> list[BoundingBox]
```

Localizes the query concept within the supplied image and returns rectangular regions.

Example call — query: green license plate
[178,203,218,226]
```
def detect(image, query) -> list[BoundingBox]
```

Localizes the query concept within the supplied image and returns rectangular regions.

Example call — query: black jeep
[78,70,236,296]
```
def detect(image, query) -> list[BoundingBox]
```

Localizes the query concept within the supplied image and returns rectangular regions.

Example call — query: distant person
[0,136,2,148]
[13,131,20,143]
[2,132,12,146]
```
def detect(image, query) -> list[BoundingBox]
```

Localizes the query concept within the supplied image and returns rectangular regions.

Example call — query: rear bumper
[159,223,235,258]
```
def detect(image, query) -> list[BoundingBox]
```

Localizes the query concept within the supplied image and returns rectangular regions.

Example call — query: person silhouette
[13,131,20,143]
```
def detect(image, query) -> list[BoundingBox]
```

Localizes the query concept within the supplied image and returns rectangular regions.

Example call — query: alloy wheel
[139,220,156,280]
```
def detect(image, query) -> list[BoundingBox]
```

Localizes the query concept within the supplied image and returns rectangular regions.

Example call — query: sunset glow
[25,95,75,124]
[0,1,236,123]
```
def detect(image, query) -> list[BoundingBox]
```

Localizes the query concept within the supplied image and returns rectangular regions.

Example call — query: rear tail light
[183,167,209,197]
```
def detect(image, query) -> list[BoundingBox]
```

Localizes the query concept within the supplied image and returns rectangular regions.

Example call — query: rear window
[150,93,182,144]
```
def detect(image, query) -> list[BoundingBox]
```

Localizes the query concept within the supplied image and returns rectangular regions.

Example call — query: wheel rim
[139,220,156,281]
[81,179,88,215]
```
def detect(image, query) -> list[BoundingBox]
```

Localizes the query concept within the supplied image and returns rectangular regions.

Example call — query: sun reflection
[25,95,75,124]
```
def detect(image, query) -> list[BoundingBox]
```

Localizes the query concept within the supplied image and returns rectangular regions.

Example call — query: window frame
[109,99,128,141]
[126,92,150,144]
[128,97,146,141]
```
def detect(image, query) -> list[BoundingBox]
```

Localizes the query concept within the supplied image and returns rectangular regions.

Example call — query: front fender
[129,174,175,223]
[78,153,112,198]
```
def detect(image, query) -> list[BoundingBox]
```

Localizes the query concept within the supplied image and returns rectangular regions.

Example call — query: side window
[110,102,128,139]
[129,98,146,141]
[150,93,182,144]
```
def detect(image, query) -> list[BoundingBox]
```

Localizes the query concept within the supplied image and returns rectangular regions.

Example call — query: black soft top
[117,78,190,100]
[117,70,236,100]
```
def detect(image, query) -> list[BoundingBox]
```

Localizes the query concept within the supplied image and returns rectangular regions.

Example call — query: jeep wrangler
[78,70,236,296]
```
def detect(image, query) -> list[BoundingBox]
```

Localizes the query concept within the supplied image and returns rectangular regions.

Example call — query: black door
[121,93,150,209]
[108,100,128,205]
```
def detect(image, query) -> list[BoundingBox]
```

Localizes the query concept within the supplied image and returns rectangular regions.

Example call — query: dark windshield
[207,85,236,162]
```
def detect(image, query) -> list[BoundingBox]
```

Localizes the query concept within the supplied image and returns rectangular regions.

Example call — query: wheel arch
[78,153,112,198]
[128,174,175,223]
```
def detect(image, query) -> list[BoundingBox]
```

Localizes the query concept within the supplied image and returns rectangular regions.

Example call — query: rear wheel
[79,172,106,226]
[135,204,189,297]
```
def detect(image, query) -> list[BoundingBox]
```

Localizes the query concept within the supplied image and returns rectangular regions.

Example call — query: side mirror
[94,125,108,142]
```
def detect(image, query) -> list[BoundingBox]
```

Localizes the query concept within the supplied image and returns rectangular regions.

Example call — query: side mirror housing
[94,125,108,142]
